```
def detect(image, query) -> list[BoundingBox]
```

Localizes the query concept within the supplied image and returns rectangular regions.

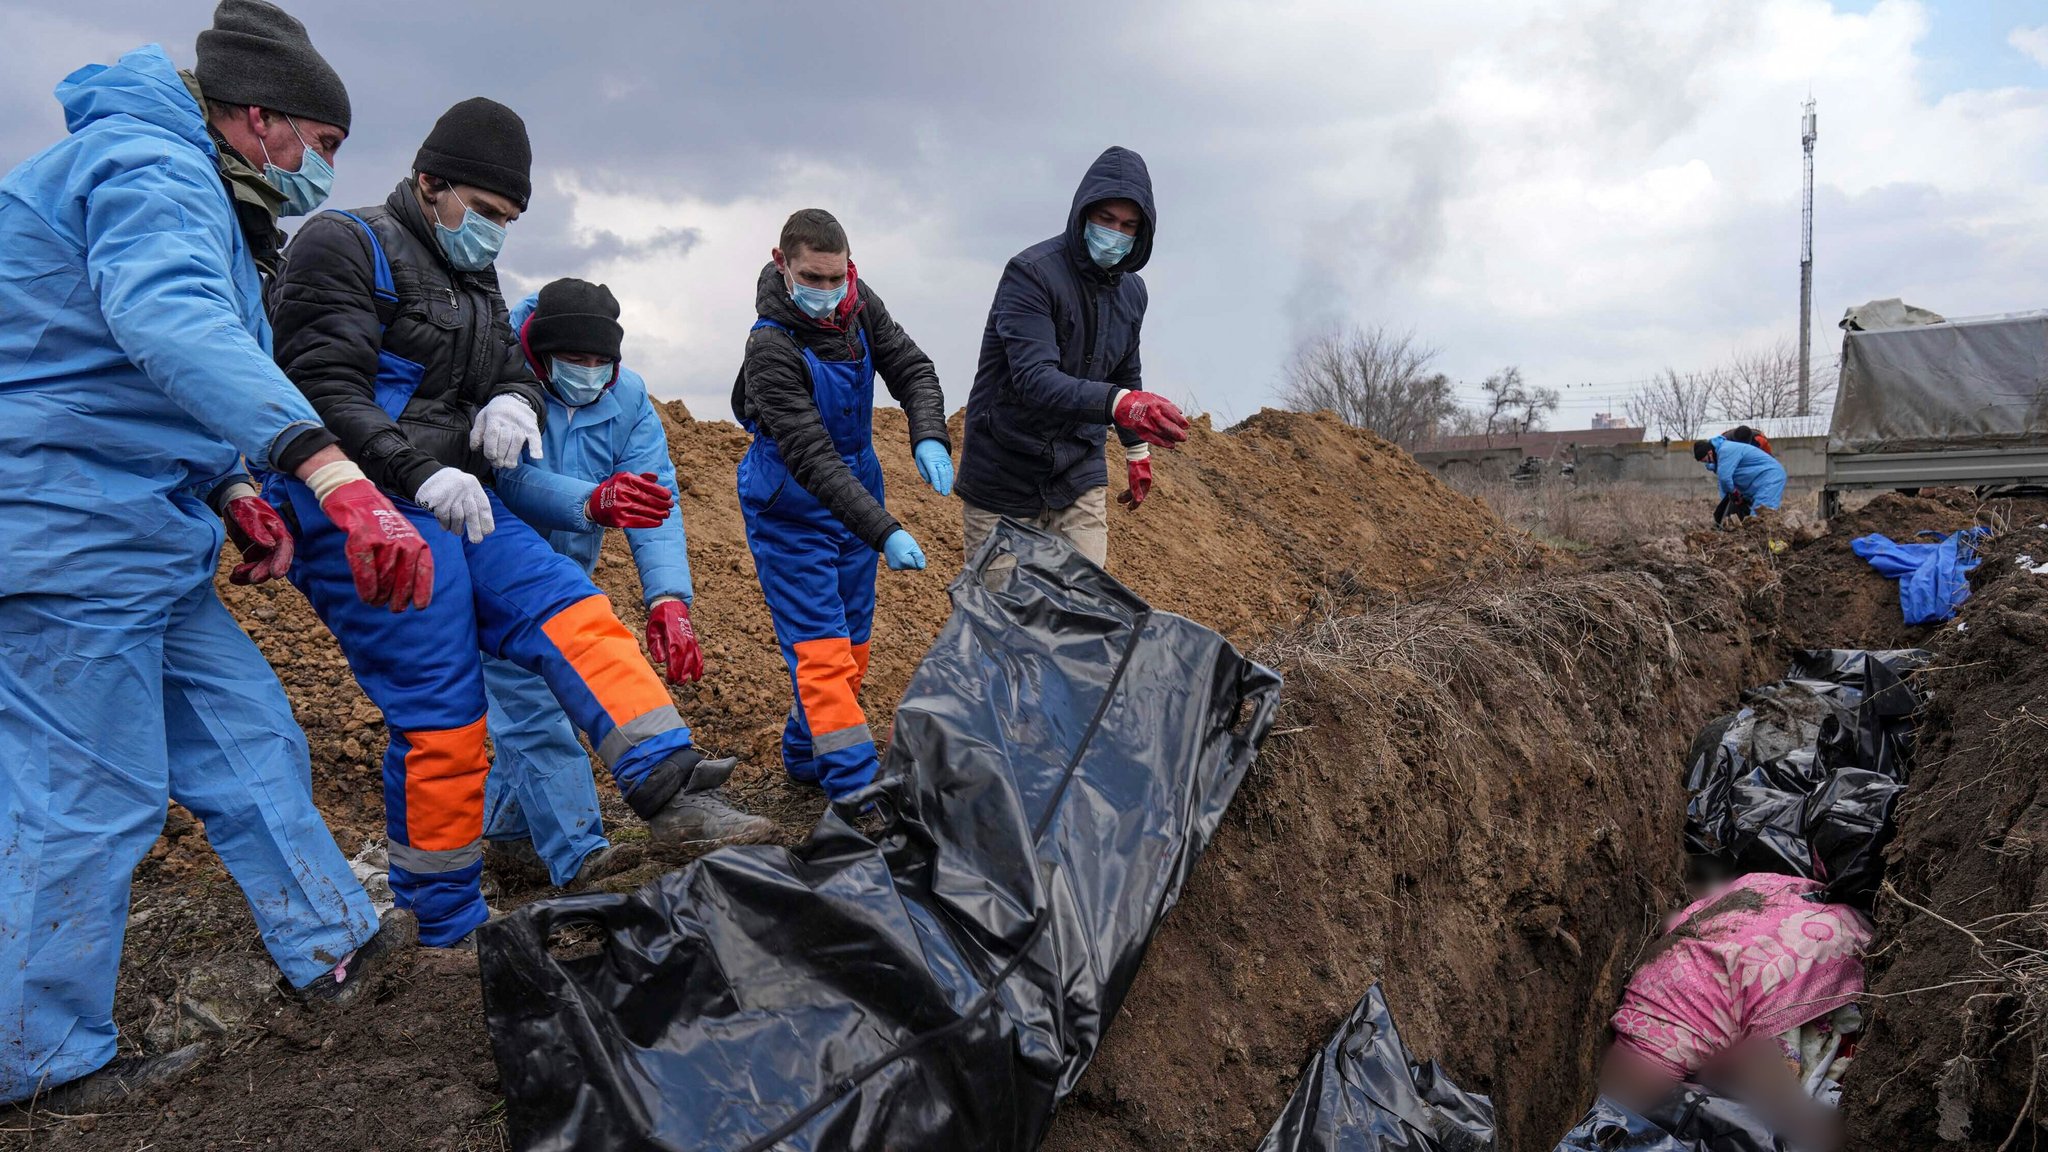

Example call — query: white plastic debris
[349,838,395,917]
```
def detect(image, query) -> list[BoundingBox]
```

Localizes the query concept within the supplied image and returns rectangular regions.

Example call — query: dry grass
[1256,572,1685,741]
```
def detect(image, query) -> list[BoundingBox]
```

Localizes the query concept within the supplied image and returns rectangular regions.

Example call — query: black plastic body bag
[1680,648,1926,908]
[476,521,1283,1151]
[1255,984,1496,1152]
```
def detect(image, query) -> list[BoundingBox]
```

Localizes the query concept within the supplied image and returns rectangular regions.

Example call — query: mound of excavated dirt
[1841,516,2048,1151]
[1042,569,1763,1151]
[21,407,1517,1151]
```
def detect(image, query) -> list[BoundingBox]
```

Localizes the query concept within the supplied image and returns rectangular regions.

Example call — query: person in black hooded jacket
[954,146,1192,568]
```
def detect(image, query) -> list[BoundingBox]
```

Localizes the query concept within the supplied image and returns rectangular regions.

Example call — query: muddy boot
[284,908,417,1008]
[483,837,552,890]
[32,1042,210,1114]
[565,843,643,890]
[625,748,775,853]
[647,790,778,851]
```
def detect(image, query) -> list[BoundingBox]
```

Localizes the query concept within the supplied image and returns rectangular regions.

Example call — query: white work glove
[470,394,544,470]
[414,467,495,543]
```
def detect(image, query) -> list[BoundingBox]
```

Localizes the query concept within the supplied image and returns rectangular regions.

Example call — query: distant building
[1591,411,1626,430]
[1428,425,1646,456]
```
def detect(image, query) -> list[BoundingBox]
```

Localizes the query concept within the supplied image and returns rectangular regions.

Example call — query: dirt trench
[11,416,1997,1151]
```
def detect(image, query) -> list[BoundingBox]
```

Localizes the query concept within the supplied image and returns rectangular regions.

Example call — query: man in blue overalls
[732,209,951,801]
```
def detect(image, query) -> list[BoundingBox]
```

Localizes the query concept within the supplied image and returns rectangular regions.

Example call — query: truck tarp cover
[1831,309,2048,453]
[475,521,1283,1151]
[1255,984,1496,1152]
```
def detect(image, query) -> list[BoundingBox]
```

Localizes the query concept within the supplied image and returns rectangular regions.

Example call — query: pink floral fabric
[1610,873,1873,1079]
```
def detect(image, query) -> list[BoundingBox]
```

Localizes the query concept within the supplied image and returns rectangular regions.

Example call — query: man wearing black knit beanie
[268,104,757,949]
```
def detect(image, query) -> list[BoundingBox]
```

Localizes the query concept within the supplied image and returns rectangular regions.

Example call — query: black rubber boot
[284,908,417,1007]
[30,1042,210,1114]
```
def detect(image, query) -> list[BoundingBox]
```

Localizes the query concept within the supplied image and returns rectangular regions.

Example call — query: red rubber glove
[322,479,434,611]
[1118,457,1153,509]
[223,495,294,585]
[646,598,703,684]
[1112,390,1191,448]
[586,471,673,529]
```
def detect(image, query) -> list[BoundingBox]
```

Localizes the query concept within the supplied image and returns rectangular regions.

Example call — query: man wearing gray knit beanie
[0,0,427,1112]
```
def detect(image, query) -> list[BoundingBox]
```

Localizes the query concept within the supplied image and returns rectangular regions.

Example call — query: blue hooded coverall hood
[477,293,696,884]
[1703,435,1788,512]
[0,45,375,1102]
[955,146,1156,517]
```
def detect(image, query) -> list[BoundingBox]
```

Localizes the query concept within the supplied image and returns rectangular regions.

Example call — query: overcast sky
[6,0,2046,428]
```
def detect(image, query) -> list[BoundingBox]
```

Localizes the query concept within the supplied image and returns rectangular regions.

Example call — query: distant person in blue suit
[1695,435,1787,525]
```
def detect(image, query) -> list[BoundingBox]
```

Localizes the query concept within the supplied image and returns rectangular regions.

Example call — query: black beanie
[414,98,532,210]
[528,279,624,361]
[1693,439,1714,461]
[194,0,351,131]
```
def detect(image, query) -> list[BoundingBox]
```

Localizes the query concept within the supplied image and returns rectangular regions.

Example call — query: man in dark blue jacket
[955,146,1191,568]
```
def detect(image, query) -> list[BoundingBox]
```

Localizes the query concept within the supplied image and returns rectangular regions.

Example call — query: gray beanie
[195,0,351,131]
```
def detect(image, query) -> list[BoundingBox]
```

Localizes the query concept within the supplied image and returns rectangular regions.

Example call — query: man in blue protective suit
[269,102,761,949]
[955,146,1192,568]
[1695,435,1788,525]
[482,278,769,889]
[0,0,431,1109]
[733,209,952,802]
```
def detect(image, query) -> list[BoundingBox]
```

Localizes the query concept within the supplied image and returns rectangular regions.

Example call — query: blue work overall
[737,320,883,799]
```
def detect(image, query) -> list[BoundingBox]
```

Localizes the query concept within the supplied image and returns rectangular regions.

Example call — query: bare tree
[1280,326,1463,448]
[1715,339,1805,420]
[1475,366,1559,439]
[1624,368,1720,439]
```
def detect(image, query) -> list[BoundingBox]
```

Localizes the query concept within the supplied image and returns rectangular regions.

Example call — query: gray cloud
[5,0,2044,431]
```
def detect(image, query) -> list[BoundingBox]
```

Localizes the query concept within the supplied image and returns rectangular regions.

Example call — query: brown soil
[1839,516,2048,1151]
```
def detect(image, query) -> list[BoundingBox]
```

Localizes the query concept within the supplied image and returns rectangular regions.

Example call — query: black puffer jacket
[954,146,1151,517]
[271,180,546,500]
[731,262,948,551]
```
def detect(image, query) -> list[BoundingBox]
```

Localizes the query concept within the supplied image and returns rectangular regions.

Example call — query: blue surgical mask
[1084,221,1135,269]
[787,275,846,320]
[549,358,614,406]
[258,116,334,217]
[433,187,507,272]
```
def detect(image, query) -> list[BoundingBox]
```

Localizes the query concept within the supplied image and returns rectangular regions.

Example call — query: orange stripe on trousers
[541,594,676,727]
[402,716,488,851]
[792,636,867,735]
[850,641,871,694]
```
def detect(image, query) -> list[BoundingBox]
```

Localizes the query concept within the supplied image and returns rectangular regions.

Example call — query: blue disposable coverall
[1705,435,1788,512]
[479,293,694,885]
[739,320,885,800]
[0,46,378,1101]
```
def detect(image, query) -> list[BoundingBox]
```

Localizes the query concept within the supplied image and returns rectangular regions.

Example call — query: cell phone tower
[1799,97,1817,416]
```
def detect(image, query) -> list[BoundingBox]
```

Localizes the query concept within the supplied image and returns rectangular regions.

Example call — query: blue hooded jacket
[1705,435,1787,511]
[491,293,693,605]
[0,44,328,616]
[955,146,1153,517]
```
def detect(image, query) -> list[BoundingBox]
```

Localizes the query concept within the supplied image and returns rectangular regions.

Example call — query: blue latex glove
[883,529,927,571]
[913,439,954,496]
